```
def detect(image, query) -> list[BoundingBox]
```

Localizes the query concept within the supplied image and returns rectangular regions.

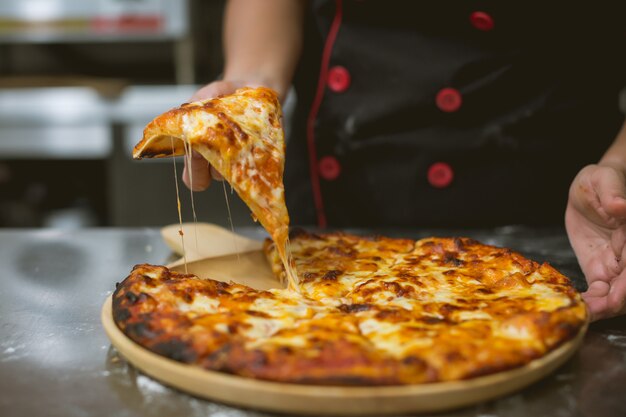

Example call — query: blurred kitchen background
[0,1,624,229]
[0,0,268,229]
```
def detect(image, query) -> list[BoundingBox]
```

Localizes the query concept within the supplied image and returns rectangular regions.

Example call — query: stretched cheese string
[182,135,199,255]
[221,180,240,260]
[277,237,299,292]
[280,240,298,291]
[268,220,298,290]
[170,137,188,274]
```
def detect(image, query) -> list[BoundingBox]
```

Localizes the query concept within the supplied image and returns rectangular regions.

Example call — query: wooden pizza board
[102,224,588,415]
[162,223,279,290]
[168,250,280,290]
[161,222,264,267]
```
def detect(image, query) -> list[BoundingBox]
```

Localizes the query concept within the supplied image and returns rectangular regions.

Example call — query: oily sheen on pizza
[112,230,587,385]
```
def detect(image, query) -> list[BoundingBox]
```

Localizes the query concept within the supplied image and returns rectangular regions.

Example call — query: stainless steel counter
[1,228,625,417]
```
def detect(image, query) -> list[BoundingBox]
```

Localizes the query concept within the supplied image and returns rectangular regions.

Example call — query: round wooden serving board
[101,295,587,415]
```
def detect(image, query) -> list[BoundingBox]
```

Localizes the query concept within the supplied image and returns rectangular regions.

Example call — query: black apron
[284,0,625,228]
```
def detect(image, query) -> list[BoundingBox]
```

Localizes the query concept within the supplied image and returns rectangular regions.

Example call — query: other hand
[566,164,626,321]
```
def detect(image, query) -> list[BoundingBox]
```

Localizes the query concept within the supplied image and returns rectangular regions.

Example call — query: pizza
[112,230,587,385]
[132,87,297,288]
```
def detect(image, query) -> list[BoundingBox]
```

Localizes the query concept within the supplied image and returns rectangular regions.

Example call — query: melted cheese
[170,137,187,274]
[358,319,437,357]
[181,111,219,136]
[250,293,315,318]
[241,317,285,339]
[221,180,239,257]
[179,294,220,314]
[455,310,492,321]
[359,318,400,336]
[181,131,200,255]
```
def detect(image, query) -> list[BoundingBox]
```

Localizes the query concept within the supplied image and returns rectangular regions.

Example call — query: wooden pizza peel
[102,223,589,415]
[161,222,280,290]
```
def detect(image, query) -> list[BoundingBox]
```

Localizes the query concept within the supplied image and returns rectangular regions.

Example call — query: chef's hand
[181,0,305,191]
[566,163,626,321]
[181,80,240,191]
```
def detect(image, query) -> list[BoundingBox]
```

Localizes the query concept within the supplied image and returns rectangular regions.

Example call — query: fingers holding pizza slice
[132,87,297,289]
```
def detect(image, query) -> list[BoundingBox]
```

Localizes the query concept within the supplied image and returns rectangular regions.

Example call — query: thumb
[183,151,211,191]
[189,80,239,102]
[595,165,626,219]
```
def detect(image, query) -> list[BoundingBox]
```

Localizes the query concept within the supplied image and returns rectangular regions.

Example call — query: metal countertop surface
[0,227,625,417]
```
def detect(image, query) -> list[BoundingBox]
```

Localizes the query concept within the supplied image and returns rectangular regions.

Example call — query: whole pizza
[115,87,587,387]
[112,229,587,385]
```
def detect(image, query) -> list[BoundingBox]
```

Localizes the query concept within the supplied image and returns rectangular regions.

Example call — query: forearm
[599,119,626,171]
[222,0,306,99]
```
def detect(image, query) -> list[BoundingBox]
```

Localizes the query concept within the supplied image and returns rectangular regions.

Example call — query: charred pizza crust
[113,231,586,385]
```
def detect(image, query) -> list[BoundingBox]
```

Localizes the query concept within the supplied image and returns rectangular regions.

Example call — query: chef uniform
[284,0,625,228]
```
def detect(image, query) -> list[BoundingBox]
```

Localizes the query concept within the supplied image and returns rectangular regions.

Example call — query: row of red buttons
[327,9,494,100]
[415,10,493,113]
[436,13,493,123]
[329,68,464,112]
[317,10,493,188]
[318,156,454,188]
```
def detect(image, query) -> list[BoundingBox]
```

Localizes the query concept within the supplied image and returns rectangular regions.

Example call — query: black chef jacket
[284,0,625,229]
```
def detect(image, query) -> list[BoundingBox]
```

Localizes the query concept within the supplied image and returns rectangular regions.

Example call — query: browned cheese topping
[113,231,587,385]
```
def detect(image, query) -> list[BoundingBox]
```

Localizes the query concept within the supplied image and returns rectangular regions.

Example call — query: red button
[436,88,462,112]
[327,66,351,93]
[319,156,341,181]
[428,162,454,188]
[470,11,494,31]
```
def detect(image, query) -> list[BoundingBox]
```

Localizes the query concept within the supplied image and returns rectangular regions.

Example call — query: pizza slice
[132,87,297,288]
